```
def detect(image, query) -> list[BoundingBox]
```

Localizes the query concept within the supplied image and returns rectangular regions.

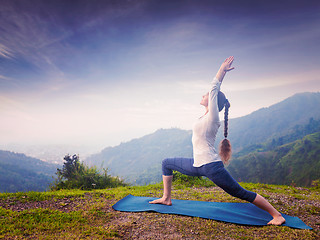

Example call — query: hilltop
[0,182,319,239]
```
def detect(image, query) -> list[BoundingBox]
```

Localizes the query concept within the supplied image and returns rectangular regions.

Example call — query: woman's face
[200,92,209,107]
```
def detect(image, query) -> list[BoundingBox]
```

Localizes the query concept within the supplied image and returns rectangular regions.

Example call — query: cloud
[0,74,12,81]
[0,0,319,148]
[237,22,320,53]
[223,69,320,92]
[0,43,14,59]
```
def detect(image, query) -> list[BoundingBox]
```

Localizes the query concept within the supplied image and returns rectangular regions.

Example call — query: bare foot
[149,197,172,206]
[267,215,286,225]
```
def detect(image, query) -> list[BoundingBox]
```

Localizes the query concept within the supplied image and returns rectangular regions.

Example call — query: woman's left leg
[149,158,201,205]
[149,175,173,205]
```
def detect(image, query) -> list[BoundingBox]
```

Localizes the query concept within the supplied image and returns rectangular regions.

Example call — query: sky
[1,0,320,150]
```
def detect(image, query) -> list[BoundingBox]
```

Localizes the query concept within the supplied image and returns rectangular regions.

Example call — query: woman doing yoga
[149,56,286,226]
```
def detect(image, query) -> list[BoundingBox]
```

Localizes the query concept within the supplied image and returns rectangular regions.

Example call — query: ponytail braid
[224,99,230,138]
[219,99,232,165]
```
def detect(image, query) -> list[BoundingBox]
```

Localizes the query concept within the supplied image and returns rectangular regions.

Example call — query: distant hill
[227,132,320,186]
[216,92,320,151]
[0,150,59,192]
[232,117,320,158]
[85,92,320,186]
[86,128,193,185]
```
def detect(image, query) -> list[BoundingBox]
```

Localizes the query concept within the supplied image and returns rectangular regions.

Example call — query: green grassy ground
[0,182,319,239]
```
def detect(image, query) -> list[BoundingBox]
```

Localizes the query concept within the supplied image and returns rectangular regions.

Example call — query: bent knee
[162,158,173,176]
[162,158,169,165]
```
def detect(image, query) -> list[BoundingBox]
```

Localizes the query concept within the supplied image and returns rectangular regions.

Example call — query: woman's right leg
[252,194,285,225]
[204,162,285,225]
[149,158,200,205]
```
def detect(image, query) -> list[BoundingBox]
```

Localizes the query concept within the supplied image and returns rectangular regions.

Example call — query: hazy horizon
[1,0,320,150]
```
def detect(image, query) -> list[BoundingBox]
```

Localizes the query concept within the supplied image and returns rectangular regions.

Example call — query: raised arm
[215,56,235,83]
[207,56,235,123]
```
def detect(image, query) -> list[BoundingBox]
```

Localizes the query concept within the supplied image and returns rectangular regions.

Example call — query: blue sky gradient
[1,0,320,149]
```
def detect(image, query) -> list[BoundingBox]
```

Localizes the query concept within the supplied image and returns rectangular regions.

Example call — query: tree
[51,154,127,190]
[56,155,82,181]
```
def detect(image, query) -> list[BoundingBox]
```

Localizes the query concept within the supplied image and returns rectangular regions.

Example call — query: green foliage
[172,171,215,188]
[228,132,320,187]
[51,154,127,190]
[311,179,320,189]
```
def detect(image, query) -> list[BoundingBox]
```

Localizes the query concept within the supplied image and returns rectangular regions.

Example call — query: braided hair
[218,92,232,165]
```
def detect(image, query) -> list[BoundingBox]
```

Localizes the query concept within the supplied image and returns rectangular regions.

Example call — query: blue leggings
[162,158,257,203]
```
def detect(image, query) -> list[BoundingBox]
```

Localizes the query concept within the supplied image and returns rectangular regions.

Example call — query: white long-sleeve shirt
[192,77,222,167]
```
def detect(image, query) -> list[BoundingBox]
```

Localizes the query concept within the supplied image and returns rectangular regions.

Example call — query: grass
[0,182,319,239]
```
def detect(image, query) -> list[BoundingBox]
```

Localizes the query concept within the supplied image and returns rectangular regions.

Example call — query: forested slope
[228,132,320,186]
[0,150,58,192]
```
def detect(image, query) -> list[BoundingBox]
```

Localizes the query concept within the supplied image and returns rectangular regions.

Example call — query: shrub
[51,155,127,190]
[172,171,214,188]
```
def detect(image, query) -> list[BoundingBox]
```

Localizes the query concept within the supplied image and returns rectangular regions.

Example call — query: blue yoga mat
[112,195,312,230]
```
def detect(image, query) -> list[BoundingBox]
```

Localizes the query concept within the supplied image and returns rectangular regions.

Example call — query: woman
[150,56,285,226]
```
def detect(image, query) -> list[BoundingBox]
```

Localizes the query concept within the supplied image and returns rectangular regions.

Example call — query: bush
[172,171,214,188]
[51,155,127,190]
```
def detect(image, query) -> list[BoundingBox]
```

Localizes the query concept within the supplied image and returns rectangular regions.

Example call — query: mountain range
[85,92,320,186]
[216,92,320,150]
[1,92,320,191]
